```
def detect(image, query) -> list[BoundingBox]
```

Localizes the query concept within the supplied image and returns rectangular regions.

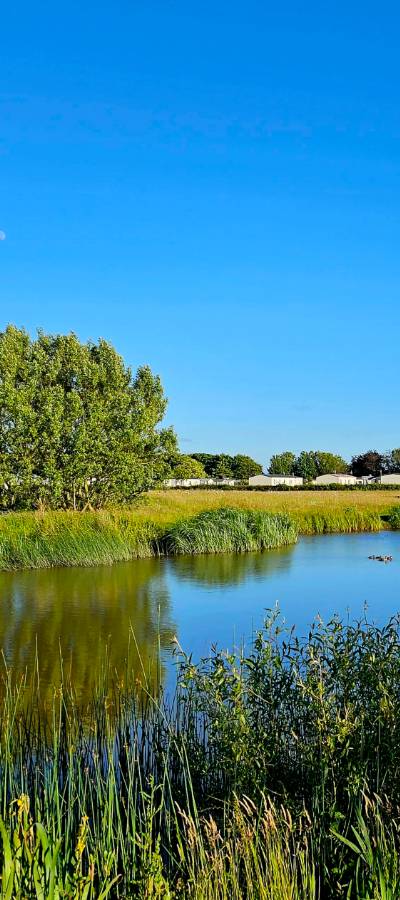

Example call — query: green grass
[1,616,400,896]
[0,499,398,571]
[0,510,162,570]
[161,508,298,555]
[292,506,384,533]
[137,487,398,525]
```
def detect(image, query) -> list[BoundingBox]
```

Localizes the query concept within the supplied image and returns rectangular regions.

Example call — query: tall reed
[0,510,161,570]
[293,506,383,533]
[161,508,298,555]
[0,616,399,896]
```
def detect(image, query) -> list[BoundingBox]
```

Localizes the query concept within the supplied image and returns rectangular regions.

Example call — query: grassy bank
[0,509,297,570]
[0,493,398,570]
[1,616,400,897]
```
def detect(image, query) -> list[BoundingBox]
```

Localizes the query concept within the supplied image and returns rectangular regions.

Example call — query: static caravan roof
[249,474,303,486]
[314,474,357,485]
[379,473,400,484]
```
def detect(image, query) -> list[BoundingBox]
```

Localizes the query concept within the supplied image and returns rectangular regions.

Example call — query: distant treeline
[268,449,400,479]
[171,448,400,482]
[169,453,263,480]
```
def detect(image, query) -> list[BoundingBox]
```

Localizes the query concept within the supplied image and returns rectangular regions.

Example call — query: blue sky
[1,1,399,466]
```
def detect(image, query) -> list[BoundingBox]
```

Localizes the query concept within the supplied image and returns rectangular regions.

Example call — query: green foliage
[213,454,234,478]
[383,448,400,474]
[0,325,176,510]
[314,451,349,475]
[389,447,400,471]
[268,451,296,475]
[269,448,400,481]
[332,797,400,899]
[0,808,118,899]
[171,455,207,479]
[191,453,216,473]
[162,508,298,555]
[0,618,400,895]
[388,506,400,529]
[351,450,384,477]
[231,454,263,479]
[269,451,349,480]
[191,453,262,479]
[179,614,400,895]
[294,451,319,482]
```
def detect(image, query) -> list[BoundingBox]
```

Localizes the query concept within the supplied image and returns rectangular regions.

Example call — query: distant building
[375,473,400,485]
[356,475,374,485]
[248,474,304,487]
[313,473,357,486]
[164,477,238,488]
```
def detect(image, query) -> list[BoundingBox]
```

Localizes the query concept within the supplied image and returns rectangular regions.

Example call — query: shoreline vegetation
[0,490,398,571]
[2,615,400,897]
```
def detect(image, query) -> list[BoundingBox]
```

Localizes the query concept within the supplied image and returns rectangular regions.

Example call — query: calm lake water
[0,531,399,703]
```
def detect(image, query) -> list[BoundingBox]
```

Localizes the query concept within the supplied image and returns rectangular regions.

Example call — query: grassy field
[140,488,393,536]
[0,490,398,570]
[1,616,400,897]
[138,487,399,524]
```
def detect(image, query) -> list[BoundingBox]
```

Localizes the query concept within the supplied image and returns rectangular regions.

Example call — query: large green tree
[391,448,400,471]
[268,451,296,475]
[231,454,262,480]
[191,454,218,475]
[0,326,176,509]
[293,451,319,482]
[314,451,349,475]
[171,455,206,479]
[213,454,234,478]
[383,448,400,473]
[191,452,262,479]
[285,450,349,481]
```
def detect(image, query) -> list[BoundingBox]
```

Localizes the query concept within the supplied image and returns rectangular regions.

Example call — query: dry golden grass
[135,489,398,526]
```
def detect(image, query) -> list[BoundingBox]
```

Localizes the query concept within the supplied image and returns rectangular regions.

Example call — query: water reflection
[168,544,295,586]
[2,533,398,711]
[0,559,175,705]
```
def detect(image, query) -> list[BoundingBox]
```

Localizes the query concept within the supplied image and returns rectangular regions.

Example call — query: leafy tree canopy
[314,451,349,475]
[0,325,177,509]
[383,449,400,474]
[171,455,206,479]
[191,453,262,480]
[213,454,234,478]
[270,450,349,480]
[191,454,216,474]
[293,451,319,482]
[268,452,296,476]
[351,451,384,478]
[231,455,263,479]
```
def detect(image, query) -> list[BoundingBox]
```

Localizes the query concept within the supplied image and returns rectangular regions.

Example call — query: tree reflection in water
[0,558,175,709]
[0,545,296,713]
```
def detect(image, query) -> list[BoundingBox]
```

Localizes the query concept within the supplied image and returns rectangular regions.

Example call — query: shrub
[388,506,400,529]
